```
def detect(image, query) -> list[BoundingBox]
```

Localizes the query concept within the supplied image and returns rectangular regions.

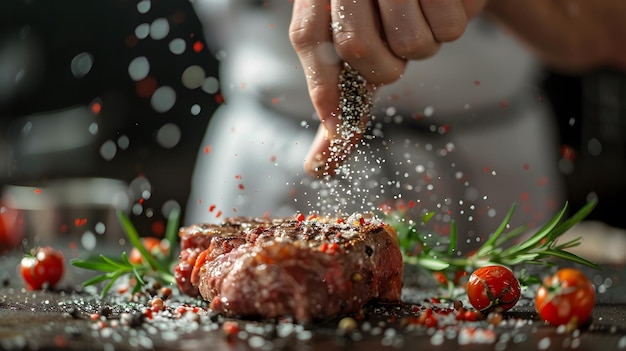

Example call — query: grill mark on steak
[175,216,403,321]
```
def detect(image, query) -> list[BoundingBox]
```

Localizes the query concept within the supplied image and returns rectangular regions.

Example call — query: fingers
[378,0,441,60]
[420,0,469,42]
[290,0,342,126]
[290,0,346,177]
[290,0,484,178]
[331,0,407,84]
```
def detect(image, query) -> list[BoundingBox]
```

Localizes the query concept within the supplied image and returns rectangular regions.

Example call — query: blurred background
[0,0,220,254]
[1,0,625,261]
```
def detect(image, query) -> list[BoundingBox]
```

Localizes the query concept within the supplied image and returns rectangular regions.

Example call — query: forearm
[485,0,626,72]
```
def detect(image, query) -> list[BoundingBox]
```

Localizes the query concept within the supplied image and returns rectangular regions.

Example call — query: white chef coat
[187,0,563,251]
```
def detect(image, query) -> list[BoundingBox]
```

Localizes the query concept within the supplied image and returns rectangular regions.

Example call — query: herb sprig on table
[72,200,600,298]
[387,199,601,286]
[71,210,179,298]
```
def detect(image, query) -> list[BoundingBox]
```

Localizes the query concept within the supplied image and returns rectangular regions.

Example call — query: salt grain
[537,336,551,349]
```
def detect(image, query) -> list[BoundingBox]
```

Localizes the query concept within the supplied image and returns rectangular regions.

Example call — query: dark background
[0,0,220,238]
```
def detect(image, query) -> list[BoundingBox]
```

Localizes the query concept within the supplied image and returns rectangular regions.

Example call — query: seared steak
[174,215,403,321]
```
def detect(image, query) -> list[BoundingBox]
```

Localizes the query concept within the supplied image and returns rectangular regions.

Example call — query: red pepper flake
[215,210,222,218]
[336,218,345,224]
[269,23,275,29]
[144,308,153,320]
[307,213,318,220]
[359,217,365,226]
[54,335,67,348]
[417,308,438,328]
[74,218,87,227]
[222,321,239,339]
[560,145,576,161]
[192,40,204,53]
[203,145,212,154]
[465,310,478,321]
[408,200,416,208]
[90,101,102,114]
[269,155,277,163]
[434,272,448,285]
[209,204,216,212]
[136,76,158,98]
[520,192,530,202]
[176,306,188,317]
[536,176,549,186]
[328,242,340,255]
[234,174,241,179]
[34,188,42,194]
[151,221,165,237]
[238,183,245,190]
[319,242,328,253]
[296,213,305,222]
[214,93,224,104]
[271,97,279,104]
[90,313,100,321]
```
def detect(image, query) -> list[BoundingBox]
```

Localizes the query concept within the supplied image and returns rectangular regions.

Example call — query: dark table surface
[1,249,626,351]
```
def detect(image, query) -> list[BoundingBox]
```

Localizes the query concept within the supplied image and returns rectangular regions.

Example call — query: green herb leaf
[388,199,600,287]
[71,210,180,297]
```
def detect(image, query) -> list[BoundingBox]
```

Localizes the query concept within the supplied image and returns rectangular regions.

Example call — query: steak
[174,214,404,321]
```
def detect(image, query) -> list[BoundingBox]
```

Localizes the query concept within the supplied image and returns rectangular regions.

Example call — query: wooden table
[1,251,625,351]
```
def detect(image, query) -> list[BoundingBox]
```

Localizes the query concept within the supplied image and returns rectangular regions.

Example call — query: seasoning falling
[324,63,373,176]
[337,62,371,135]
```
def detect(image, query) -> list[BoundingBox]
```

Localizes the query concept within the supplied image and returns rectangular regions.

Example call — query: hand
[289,0,486,177]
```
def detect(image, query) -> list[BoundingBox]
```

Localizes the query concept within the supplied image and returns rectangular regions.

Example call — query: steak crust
[174,215,403,321]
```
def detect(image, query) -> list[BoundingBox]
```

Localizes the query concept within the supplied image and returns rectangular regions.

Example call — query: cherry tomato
[129,237,168,265]
[535,268,595,327]
[19,246,65,290]
[467,265,521,313]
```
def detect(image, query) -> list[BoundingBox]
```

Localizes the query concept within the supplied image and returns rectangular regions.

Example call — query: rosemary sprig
[390,199,601,282]
[71,209,179,298]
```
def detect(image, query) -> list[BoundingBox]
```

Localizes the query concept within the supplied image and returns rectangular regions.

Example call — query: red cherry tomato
[467,265,521,313]
[535,268,595,327]
[19,246,65,290]
[129,237,168,265]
